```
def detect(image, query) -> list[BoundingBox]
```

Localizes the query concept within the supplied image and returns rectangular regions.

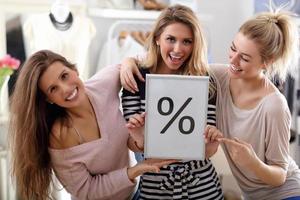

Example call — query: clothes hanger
[49,0,73,31]
[118,31,129,46]
[119,30,149,46]
[119,30,129,40]
[130,31,144,45]
[137,0,167,10]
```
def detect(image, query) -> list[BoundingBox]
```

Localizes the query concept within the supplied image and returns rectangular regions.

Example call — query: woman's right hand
[120,57,144,93]
[126,113,146,150]
[127,159,177,181]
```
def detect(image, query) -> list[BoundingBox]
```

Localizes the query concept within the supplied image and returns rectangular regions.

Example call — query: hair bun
[267,17,278,23]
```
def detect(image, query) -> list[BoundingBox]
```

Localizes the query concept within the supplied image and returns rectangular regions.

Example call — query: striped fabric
[139,160,223,200]
[121,68,223,199]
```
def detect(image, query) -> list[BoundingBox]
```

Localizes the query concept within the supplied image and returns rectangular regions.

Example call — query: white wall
[196,0,254,63]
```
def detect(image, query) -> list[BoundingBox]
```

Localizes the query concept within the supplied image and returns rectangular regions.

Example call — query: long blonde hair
[239,11,299,81]
[9,50,76,200]
[142,4,209,76]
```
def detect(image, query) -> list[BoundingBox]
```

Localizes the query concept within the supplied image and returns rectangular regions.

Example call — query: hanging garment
[97,34,146,71]
[23,13,96,80]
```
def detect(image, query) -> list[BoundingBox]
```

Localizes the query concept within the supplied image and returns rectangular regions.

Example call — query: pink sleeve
[53,160,135,199]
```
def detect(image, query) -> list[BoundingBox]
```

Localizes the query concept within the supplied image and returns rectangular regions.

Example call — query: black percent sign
[157,97,195,134]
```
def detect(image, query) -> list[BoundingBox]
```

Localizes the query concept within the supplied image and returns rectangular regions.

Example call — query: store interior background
[0,0,300,199]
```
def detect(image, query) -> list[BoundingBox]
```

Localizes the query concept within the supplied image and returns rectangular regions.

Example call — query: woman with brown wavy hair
[9,49,174,200]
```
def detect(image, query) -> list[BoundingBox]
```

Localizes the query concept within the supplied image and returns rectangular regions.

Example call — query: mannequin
[50,0,73,31]
[23,0,96,80]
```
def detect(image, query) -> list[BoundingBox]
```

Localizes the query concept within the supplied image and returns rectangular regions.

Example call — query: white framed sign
[145,74,209,160]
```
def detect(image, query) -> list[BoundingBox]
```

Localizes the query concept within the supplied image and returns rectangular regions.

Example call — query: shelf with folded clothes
[88,7,213,21]
[88,8,161,20]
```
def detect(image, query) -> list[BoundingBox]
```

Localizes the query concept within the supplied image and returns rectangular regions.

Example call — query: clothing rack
[106,19,155,65]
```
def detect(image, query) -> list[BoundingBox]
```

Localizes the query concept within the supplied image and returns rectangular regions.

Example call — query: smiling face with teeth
[38,61,85,108]
[155,22,193,74]
[228,32,267,80]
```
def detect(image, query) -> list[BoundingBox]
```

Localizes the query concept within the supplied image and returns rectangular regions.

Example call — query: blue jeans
[134,152,144,162]
[283,196,300,200]
[131,187,140,200]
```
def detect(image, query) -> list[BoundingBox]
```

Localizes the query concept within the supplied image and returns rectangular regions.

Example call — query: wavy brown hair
[9,50,76,200]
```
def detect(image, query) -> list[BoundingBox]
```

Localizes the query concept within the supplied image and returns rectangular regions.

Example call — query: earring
[48,101,54,104]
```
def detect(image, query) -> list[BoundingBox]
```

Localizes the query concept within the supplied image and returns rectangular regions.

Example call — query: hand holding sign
[145,74,209,159]
[127,112,146,128]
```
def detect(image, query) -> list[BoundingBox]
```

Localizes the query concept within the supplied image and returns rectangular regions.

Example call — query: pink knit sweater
[49,65,135,200]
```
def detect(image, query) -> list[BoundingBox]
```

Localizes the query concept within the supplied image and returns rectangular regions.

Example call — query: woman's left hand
[204,125,223,158]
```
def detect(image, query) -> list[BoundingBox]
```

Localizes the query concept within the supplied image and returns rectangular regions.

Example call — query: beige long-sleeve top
[211,64,300,200]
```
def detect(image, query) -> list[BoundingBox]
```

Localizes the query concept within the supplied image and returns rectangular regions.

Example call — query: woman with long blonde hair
[121,5,223,199]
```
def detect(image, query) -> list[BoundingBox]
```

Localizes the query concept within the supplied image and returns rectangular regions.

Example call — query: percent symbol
[157,97,195,134]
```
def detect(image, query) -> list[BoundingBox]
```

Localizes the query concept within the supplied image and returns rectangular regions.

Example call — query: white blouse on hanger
[97,35,146,71]
[23,13,96,80]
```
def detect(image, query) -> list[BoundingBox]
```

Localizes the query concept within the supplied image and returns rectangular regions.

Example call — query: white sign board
[145,74,209,160]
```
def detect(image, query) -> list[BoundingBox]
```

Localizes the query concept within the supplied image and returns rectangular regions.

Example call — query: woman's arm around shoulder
[120,57,144,93]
